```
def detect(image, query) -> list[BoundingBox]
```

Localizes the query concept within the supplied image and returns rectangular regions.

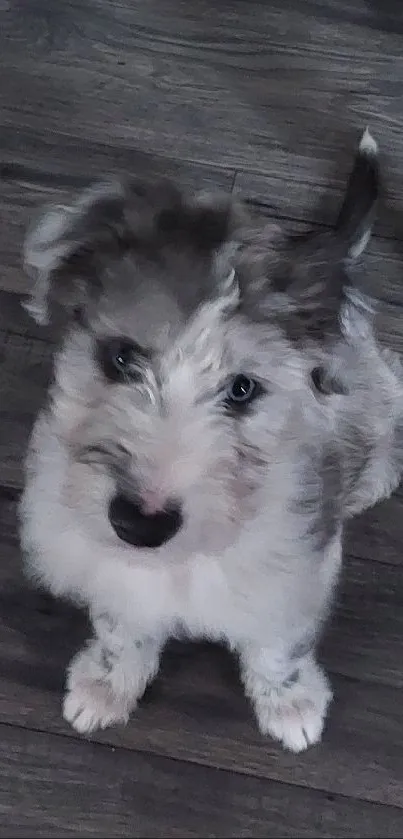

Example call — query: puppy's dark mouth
[108,494,183,549]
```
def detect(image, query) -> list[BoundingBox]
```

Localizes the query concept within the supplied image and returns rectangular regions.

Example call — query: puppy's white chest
[104,546,268,642]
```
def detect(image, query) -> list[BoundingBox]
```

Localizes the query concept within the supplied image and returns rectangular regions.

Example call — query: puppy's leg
[239,642,332,753]
[63,612,162,734]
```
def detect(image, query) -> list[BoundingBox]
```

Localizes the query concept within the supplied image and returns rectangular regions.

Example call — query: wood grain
[2,0,403,230]
[2,723,403,839]
[0,325,53,489]
[0,126,234,191]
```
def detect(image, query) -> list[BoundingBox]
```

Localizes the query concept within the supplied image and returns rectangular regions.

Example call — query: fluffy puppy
[19,131,403,751]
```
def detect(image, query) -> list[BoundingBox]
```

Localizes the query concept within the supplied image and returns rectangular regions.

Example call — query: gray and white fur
[19,131,403,752]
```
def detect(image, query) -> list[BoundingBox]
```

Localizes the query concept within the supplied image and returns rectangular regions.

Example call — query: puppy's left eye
[226,374,262,408]
[97,338,148,383]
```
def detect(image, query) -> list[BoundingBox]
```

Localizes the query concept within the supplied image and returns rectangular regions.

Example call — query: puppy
[19,131,403,752]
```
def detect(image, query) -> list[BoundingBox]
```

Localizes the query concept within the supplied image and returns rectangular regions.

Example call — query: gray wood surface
[2,0,403,835]
[3,723,403,839]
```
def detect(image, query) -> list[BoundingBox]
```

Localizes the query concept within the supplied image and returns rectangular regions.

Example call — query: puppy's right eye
[96,338,146,383]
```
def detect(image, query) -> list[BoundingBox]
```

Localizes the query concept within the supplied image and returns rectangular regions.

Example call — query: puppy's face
[23,175,368,557]
[52,256,314,555]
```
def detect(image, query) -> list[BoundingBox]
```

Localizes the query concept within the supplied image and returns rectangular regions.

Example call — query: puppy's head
[23,134,377,556]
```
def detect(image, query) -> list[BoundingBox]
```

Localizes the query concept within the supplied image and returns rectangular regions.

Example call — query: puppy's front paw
[63,677,131,735]
[63,645,134,735]
[249,658,332,753]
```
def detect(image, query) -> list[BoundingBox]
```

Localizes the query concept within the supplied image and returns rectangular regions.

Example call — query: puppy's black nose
[108,494,183,548]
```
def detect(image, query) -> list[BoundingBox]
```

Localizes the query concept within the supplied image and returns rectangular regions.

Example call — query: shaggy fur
[19,131,403,752]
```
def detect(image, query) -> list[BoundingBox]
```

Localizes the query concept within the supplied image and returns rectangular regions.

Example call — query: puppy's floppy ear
[23,177,245,325]
[23,179,130,324]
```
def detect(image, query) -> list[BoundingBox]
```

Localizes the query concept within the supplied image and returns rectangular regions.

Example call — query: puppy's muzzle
[108,494,183,548]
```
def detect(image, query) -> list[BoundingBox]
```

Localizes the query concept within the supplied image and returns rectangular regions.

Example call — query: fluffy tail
[336,128,379,259]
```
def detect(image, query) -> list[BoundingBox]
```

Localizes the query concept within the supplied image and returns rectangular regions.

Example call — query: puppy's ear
[267,129,379,337]
[23,179,131,324]
[335,127,379,260]
[23,178,245,325]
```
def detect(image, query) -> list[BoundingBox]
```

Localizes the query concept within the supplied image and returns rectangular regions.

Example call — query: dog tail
[336,128,379,259]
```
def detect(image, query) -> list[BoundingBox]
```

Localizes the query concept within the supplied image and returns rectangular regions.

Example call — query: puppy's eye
[226,374,262,408]
[97,338,147,383]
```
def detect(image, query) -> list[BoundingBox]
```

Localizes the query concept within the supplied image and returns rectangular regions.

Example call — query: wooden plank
[2,0,403,228]
[2,724,403,839]
[1,495,403,808]
[0,327,53,489]
[346,489,403,566]
[323,554,403,686]
[0,126,235,190]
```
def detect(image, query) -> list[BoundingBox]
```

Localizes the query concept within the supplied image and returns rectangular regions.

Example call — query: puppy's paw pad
[63,679,130,735]
[254,665,332,753]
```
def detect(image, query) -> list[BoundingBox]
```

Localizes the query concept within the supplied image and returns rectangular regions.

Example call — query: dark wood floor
[1,0,403,835]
